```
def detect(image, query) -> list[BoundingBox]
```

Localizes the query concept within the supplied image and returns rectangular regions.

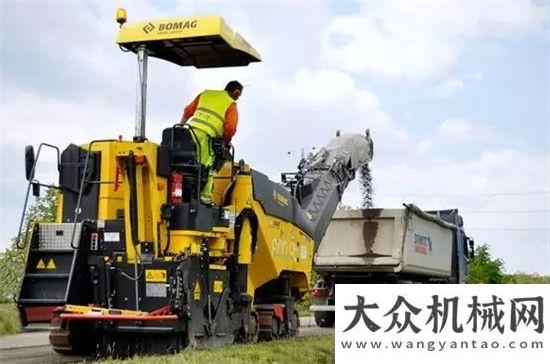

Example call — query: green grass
[504,273,550,284]
[103,334,334,364]
[0,303,21,337]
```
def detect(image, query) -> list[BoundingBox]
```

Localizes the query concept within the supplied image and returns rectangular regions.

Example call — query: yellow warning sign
[193,281,201,300]
[46,259,56,270]
[213,280,223,293]
[36,259,46,269]
[145,269,167,283]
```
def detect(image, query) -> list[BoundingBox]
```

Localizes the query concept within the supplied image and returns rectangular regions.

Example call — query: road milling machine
[15,10,373,356]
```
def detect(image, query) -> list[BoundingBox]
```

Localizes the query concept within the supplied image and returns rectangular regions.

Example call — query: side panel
[95,141,167,260]
[314,209,405,271]
[250,169,314,238]
[400,212,453,277]
[248,200,314,297]
[59,145,100,223]
[228,172,315,298]
[314,208,454,278]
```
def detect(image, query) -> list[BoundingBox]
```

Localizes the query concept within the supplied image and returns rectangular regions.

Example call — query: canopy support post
[134,45,148,142]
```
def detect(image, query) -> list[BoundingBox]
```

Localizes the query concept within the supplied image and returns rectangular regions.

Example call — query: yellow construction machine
[15,10,373,356]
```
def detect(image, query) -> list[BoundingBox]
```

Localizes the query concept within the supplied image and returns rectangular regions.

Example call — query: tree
[468,244,506,284]
[0,188,58,302]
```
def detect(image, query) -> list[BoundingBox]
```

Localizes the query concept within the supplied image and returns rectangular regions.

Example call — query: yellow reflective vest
[188,90,234,138]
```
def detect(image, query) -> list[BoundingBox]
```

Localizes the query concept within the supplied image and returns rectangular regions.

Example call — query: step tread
[29,249,75,253]
[24,273,70,279]
[18,298,66,304]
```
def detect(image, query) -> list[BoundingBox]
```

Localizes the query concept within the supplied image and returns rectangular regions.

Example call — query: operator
[180,81,242,205]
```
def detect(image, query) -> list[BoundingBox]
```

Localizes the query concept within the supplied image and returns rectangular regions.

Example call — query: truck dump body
[315,206,458,278]
[310,205,472,327]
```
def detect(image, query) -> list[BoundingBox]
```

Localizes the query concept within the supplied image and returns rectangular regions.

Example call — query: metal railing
[16,143,60,249]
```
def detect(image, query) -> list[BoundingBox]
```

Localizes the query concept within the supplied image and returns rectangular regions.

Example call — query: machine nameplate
[104,232,120,242]
[145,283,166,297]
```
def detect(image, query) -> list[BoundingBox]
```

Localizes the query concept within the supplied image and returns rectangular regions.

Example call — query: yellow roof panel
[117,15,261,68]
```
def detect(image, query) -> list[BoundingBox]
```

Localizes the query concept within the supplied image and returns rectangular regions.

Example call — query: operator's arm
[222,103,238,144]
[180,94,201,124]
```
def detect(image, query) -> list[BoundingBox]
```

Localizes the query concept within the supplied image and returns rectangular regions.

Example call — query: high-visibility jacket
[187,90,234,138]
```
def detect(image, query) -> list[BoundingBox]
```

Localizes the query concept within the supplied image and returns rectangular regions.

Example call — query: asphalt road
[0,316,333,364]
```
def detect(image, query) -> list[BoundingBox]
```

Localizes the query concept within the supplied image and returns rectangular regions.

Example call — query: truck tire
[314,311,335,328]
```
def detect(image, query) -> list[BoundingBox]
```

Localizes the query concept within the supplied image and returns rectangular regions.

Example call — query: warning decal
[193,281,201,300]
[37,258,56,270]
[145,269,167,283]
[46,259,56,270]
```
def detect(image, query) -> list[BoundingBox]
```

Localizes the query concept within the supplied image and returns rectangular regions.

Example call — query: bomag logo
[273,190,289,207]
[159,20,198,32]
[143,20,198,34]
[142,22,155,34]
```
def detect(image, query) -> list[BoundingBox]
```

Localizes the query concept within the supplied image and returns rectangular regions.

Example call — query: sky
[1,0,549,274]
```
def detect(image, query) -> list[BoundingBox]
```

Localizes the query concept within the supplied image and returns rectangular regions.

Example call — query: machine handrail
[69,139,117,249]
[16,143,60,249]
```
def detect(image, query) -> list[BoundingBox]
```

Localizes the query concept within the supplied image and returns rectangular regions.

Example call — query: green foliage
[296,294,312,317]
[0,238,26,303]
[296,271,321,317]
[0,188,58,303]
[103,335,334,364]
[0,304,21,336]
[468,244,506,284]
[504,273,550,284]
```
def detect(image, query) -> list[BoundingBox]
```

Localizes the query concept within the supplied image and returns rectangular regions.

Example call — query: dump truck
[14,10,373,356]
[310,205,474,327]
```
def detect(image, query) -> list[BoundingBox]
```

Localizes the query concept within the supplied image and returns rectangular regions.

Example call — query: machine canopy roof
[117,15,261,68]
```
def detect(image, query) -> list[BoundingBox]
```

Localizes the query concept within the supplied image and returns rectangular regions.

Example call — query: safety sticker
[194,281,201,300]
[145,269,167,283]
[36,259,46,269]
[46,258,56,270]
[213,280,223,293]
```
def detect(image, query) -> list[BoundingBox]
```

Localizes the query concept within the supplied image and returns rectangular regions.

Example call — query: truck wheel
[314,311,335,328]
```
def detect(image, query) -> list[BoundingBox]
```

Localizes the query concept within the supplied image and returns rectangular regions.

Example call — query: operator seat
[161,126,208,202]
[159,125,226,232]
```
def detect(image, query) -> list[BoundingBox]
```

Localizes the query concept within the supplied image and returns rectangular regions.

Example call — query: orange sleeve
[223,103,238,143]
[181,94,201,123]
